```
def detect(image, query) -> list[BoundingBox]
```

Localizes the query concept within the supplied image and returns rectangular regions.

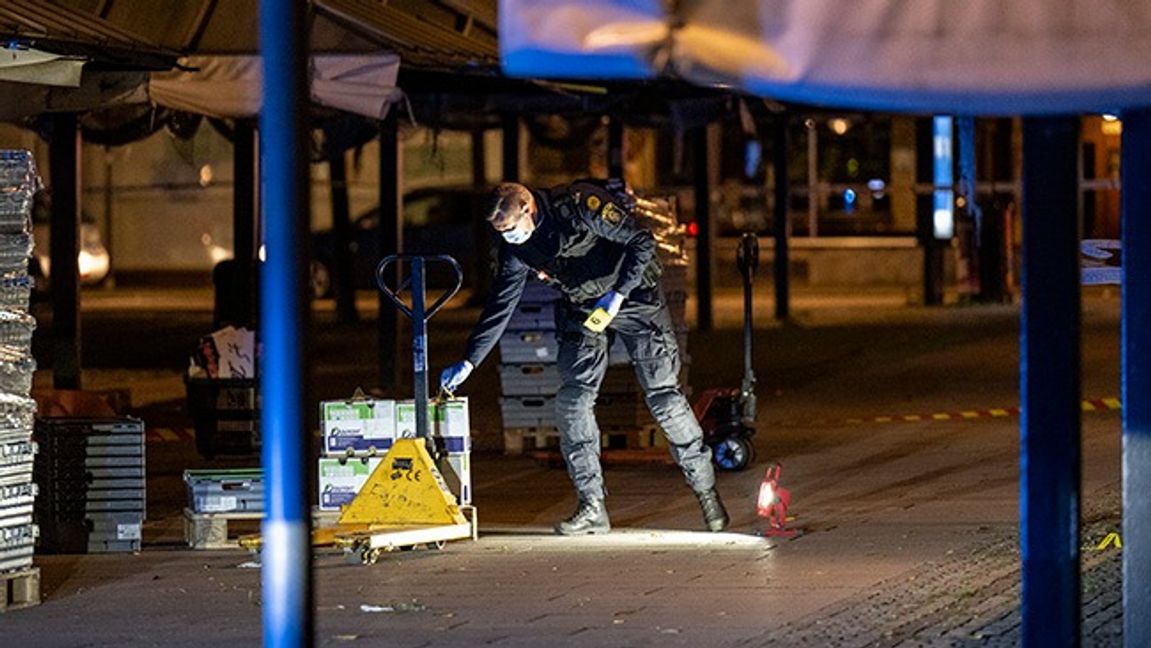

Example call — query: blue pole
[1122,107,1151,648]
[259,1,312,646]
[1019,116,1081,648]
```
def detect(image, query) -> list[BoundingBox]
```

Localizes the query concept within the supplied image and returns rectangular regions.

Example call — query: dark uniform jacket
[463,180,661,368]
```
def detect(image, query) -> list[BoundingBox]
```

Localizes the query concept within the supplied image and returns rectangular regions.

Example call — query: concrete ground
[0,283,1125,646]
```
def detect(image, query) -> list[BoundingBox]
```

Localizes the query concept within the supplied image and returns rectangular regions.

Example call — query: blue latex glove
[439,360,474,394]
[583,291,625,332]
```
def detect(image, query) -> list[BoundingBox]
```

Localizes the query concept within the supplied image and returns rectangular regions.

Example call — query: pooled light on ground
[484,529,771,550]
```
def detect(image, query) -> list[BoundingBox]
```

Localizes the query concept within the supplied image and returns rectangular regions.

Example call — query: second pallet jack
[693,233,760,471]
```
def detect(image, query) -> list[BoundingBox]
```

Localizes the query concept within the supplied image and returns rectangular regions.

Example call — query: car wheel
[311,260,333,299]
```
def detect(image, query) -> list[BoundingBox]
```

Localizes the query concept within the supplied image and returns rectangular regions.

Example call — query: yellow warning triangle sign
[1096,532,1122,551]
[338,438,466,527]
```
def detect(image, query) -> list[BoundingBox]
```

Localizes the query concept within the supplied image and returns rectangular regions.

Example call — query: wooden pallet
[503,425,665,455]
[1,567,40,612]
[183,509,341,549]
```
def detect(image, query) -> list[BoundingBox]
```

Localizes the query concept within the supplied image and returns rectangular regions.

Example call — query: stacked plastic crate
[498,280,560,453]
[498,192,692,454]
[0,151,43,576]
[34,418,145,553]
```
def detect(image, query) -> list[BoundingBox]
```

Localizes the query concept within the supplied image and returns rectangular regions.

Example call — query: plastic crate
[185,378,260,458]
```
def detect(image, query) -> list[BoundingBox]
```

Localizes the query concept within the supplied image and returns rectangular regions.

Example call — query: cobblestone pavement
[743,483,1124,647]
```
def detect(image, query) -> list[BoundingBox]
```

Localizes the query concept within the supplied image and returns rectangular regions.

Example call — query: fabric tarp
[0,70,149,121]
[149,53,402,119]
[500,0,1151,114]
[0,48,85,87]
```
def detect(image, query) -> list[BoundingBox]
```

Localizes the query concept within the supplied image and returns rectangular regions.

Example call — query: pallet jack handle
[736,234,759,427]
[376,255,464,440]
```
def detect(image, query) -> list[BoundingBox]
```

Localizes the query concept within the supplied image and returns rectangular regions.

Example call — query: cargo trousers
[555,289,716,502]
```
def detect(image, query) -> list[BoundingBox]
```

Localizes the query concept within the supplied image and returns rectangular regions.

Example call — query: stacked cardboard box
[33,418,146,553]
[0,151,41,570]
[319,397,472,510]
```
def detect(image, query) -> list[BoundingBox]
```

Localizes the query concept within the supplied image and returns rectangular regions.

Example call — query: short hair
[487,182,532,230]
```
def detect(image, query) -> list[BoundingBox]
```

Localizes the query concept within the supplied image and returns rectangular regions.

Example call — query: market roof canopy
[149,54,402,120]
[1,0,178,70]
[500,0,1151,114]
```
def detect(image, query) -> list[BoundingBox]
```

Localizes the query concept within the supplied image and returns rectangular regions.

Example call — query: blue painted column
[1121,107,1151,648]
[1020,116,1082,648]
[258,0,312,646]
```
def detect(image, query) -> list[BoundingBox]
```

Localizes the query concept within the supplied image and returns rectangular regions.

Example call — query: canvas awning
[149,53,402,120]
[500,0,1151,114]
[0,47,85,87]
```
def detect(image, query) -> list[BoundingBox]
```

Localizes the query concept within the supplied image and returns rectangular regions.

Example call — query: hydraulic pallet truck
[241,255,477,564]
[693,233,760,471]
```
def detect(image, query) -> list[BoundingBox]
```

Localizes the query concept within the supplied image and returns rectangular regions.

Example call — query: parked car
[29,193,111,288]
[311,186,487,297]
[30,222,111,286]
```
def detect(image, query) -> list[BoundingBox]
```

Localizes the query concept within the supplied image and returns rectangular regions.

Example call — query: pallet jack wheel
[713,436,754,471]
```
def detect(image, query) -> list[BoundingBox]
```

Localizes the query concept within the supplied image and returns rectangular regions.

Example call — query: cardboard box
[321,399,396,455]
[435,397,471,454]
[394,400,438,439]
[317,456,382,511]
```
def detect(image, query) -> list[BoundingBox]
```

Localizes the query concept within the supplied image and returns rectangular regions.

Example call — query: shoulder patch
[601,202,624,224]
[586,194,601,211]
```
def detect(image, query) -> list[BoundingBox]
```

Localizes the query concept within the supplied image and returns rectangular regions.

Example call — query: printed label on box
[321,399,396,454]
[317,456,383,511]
[198,495,238,512]
[117,523,142,540]
[395,400,438,439]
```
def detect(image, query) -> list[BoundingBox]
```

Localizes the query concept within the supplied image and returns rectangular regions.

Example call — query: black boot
[696,489,730,532]
[554,498,611,536]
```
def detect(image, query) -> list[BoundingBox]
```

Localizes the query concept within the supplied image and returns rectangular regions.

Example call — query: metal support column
[772,114,790,321]
[693,124,713,331]
[258,0,312,645]
[957,115,982,300]
[608,117,624,179]
[49,113,81,390]
[1019,116,1081,648]
[378,110,402,389]
[502,115,520,181]
[329,148,358,323]
[1122,107,1151,648]
[233,119,258,327]
[469,129,491,305]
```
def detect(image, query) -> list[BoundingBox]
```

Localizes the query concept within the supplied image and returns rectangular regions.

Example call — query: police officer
[440,180,729,535]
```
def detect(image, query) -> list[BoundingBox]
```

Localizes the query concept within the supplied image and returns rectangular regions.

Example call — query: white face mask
[502,226,532,245]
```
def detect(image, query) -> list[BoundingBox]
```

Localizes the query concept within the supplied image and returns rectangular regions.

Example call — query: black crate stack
[0,151,41,573]
[34,418,145,553]
[498,192,692,453]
